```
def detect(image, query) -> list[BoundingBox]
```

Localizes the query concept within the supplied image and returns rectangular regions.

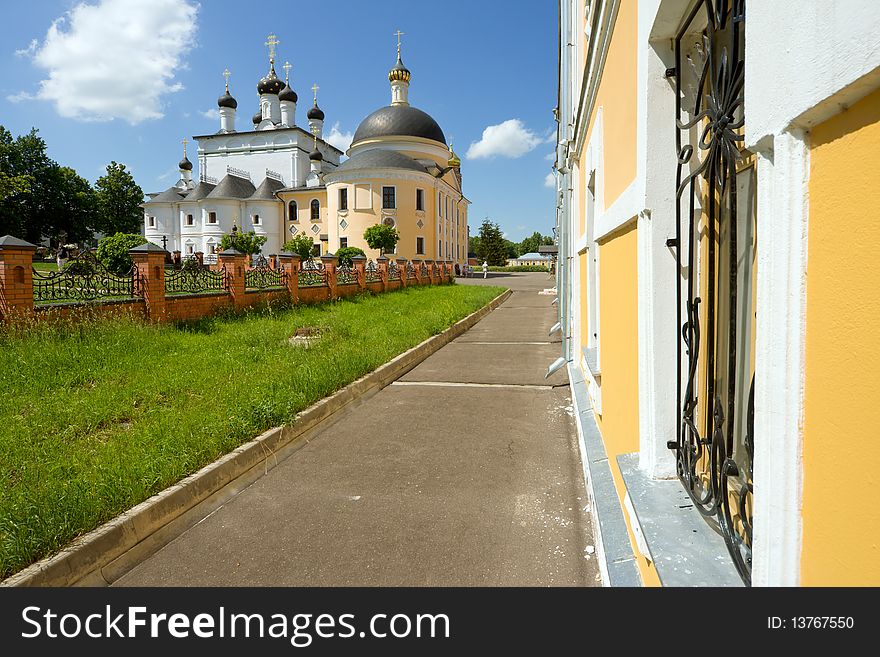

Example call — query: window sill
[616,453,745,587]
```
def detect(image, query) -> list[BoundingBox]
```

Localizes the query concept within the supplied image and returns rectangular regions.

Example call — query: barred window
[289,200,298,221]
[310,199,320,221]
[382,186,396,209]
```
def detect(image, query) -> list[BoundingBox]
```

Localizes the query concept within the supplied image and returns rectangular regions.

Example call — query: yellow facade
[801,87,880,585]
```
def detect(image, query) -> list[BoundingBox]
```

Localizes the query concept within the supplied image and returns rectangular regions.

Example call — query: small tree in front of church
[220,229,267,256]
[363,223,399,256]
[94,161,144,235]
[477,218,508,266]
[335,246,366,267]
[283,234,316,261]
[96,232,147,274]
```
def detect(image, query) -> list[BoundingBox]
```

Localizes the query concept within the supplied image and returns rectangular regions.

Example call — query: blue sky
[0,0,558,243]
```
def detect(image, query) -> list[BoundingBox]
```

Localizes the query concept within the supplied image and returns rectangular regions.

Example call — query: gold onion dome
[388,53,411,83]
[448,145,461,168]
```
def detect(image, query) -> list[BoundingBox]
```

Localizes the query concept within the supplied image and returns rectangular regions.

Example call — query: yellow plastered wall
[584,0,638,209]
[801,86,880,585]
[579,251,589,347]
[593,223,658,585]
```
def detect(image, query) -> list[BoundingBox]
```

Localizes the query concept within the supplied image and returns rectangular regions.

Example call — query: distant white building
[508,252,552,267]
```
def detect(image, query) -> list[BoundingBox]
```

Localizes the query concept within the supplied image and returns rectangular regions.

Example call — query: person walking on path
[482,261,488,279]
[57,245,70,270]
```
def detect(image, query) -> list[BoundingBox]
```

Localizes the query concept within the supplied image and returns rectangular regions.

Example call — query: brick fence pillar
[377,255,389,293]
[219,248,247,309]
[278,252,301,304]
[0,235,36,320]
[396,258,408,288]
[129,242,168,322]
[351,254,367,291]
[321,254,337,300]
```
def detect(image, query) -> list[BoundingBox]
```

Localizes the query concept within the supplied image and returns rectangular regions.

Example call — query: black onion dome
[307,104,325,121]
[218,91,238,109]
[309,147,323,161]
[279,84,297,103]
[178,156,193,171]
[352,105,446,145]
[257,65,284,95]
[252,108,262,125]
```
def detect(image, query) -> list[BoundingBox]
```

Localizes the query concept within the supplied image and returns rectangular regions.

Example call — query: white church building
[143,33,469,265]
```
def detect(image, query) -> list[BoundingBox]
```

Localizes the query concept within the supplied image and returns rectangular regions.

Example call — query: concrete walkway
[116,272,599,586]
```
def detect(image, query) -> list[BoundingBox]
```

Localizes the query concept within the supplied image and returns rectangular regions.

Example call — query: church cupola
[307,132,323,184]
[176,138,194,189]
[257,34,283,126]
[307,83,324,138]
[389,30,411,106]
[447,143,461,168]
[252,106,262,127]
[279,60,297,128]
[218,68,237,133]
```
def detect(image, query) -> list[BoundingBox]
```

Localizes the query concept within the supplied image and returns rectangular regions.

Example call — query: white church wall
[244,201,284,255]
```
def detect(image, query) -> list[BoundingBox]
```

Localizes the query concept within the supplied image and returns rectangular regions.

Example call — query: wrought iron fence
[245,264,287,290]
[387,260,400,281]
[365,260,382,284]
[32,252,142,304]
[336,262,358,286]
[406,261,417,280]
[165,258,228,295]
[298,259,327,287]
[419,262,429,278]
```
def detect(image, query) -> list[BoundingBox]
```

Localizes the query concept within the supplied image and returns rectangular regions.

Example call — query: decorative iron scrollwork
[419,262,428,278]
[672,0,753,585]
[405,261,416,280]
[387,261,400,281]
[336,262,358,286]
[245,263,287,290]
[365,260,382,284]
[165,257,227,295]
[298,259,327,287]
[32,251,142,304]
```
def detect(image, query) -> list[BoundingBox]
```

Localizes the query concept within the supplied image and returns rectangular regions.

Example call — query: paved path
[116,272,599,586]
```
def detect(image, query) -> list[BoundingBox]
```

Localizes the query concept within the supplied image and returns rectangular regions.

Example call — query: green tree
[335,246,366,266]
[51,166,99,244]
[468,235,481,258]
[95,161,144,235]
[282,234,316,260]
[96,232,147,274]
[476,218,508,266]
[0,128,56,242]
[219,229,267,255]
[0,127,31,204]
[363,223,400,256]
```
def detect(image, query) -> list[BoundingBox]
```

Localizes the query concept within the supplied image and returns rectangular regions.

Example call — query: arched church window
[289,201,297,221]
[310,199,320,222]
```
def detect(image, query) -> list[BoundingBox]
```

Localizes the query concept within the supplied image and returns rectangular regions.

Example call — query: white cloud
[11,0,198,124]
[544,172,556,188]
[199,108,220,120]
[544,151,556,161]
[466,119,543,160]
[324,122,353,152]
[15,39,39,58]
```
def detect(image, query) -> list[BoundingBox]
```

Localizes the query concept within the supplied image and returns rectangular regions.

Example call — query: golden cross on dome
[181,137,188,157]
[395,29,405,55]
[282,61,292,83]
[311,83,319,103]
[265,33,280,63]
[222,68,231,91]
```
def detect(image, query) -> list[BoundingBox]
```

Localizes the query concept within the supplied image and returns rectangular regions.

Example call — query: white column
[219,106,236,132]
[751,130,809,587]
[280,100,295,127]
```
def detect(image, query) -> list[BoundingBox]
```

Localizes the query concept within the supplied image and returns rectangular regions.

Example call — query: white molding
[751,131,809,587]
[593,180,641,243]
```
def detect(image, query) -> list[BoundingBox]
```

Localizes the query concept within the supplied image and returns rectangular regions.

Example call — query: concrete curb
[2,287,513,587]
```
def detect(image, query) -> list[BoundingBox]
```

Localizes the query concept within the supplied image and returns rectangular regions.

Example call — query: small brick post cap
[0,235,38,250]
[219,248,243,257]
[350,254,367,263]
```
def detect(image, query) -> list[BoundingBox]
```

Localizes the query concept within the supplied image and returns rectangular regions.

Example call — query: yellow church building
[554,0,880,587]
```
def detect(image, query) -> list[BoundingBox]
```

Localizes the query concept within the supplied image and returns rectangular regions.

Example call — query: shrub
[96,232,147,274]
[219,230,267,256]
[282,234,316,261]
[363,224,399,255]
[335,246,366,267]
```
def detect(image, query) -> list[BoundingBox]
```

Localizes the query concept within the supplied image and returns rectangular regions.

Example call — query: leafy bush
[335,246,366,266]
[219,230,267,256]
[363,224,399,255]
[282,234,316,260]
[96,232,147,274]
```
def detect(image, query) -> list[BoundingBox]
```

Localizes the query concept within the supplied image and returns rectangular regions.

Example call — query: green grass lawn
[31,262,59,272]
[0,283,505,578]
